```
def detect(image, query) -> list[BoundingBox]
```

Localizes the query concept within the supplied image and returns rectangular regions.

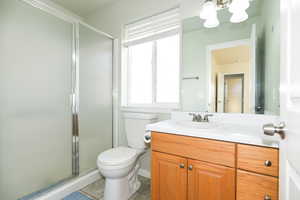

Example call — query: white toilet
[97,113,157,200]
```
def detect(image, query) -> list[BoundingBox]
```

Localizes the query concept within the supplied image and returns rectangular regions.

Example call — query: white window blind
[123,8,180,46]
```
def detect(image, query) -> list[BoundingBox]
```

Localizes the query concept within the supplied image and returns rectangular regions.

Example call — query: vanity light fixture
[200,0,250,28]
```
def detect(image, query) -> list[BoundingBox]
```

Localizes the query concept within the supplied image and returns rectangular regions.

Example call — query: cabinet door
[237,170,278,200]
[152,151,187,200]
[188,160,235,200]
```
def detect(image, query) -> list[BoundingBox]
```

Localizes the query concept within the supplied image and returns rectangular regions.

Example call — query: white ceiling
[213,45,250,65]
[51,0,119,16]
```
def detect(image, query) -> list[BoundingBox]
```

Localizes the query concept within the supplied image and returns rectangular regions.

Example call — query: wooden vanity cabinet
[151,131,236,167]
[237,144,279,200]
[151,151,235,200]
[237,170,278,200]
[151,132,236,200]
[152,151,187,200]
[237,144,279,177]
[188,160,235,200]
[151,132,279,200]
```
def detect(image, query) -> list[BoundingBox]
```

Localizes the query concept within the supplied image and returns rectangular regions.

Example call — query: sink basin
[176,121,220,129]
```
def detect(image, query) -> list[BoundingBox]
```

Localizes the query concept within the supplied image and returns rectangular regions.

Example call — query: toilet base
[103,162,141,200]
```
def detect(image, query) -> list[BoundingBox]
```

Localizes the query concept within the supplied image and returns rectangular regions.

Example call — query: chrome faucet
[189,113,203,122]
[189,113,214,122]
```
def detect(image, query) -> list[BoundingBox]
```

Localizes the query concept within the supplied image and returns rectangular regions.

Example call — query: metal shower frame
[21,0,115,176]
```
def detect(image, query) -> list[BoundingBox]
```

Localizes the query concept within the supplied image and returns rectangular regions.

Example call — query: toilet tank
[123,113,157,149]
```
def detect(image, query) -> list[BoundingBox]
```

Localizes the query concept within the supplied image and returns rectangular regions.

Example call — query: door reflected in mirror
[181,0,280,115]
[210,44,250,113]
[223,74,244,113]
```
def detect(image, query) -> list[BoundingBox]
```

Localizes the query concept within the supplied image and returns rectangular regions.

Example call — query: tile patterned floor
[70,176,151,200]
[64,192,93,200]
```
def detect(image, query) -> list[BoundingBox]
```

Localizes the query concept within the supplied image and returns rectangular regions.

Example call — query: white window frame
[121,8,182,110]
[122,32,181,110]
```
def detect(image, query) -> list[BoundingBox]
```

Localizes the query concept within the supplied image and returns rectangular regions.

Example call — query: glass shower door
[78,24,113,173]
[0,0,73,199]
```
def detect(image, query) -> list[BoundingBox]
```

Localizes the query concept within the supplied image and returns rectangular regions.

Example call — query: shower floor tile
[78,176,151,200]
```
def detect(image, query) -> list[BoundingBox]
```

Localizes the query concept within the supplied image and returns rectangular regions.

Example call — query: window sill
[120,106,180,114]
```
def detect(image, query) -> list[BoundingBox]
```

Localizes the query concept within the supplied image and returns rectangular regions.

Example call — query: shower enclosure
[0,0,113,199]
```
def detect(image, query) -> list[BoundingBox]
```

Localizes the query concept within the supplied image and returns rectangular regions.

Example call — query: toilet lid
[97,147,137,166]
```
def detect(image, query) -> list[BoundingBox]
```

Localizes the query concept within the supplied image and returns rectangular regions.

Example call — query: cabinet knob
[188,165,193,170]
[264,195,271,200]
[179,163,185,168]
[264,160,272,167]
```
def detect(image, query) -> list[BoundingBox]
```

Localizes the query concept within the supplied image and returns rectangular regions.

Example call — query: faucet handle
[189,113,202,122]
[203,114,213,122]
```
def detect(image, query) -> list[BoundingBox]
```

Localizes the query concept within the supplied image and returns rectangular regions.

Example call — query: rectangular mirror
[181,0,280,115]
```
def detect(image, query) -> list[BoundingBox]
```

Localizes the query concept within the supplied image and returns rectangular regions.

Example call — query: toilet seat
[97,147,138,168]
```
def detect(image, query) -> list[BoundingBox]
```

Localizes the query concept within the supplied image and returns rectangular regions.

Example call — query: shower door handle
[70,94,75,111]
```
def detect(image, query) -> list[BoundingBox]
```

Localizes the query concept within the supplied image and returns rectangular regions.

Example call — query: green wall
[260,0,280,115]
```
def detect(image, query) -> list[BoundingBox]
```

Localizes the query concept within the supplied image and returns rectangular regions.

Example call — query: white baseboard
[35,170,101,200]
[138,169,151,179]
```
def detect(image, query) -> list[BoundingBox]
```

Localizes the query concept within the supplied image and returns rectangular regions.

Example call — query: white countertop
[146,119,280,148]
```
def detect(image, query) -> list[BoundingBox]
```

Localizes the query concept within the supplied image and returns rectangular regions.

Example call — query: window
[156,35,180,103]
[128,42,153,104]
[123,8,180,108]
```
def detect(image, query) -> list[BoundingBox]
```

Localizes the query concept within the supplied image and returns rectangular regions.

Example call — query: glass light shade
[204,15,220,28]
[230,10,249,23]
[229,0,249,14]
[200,1,217,19]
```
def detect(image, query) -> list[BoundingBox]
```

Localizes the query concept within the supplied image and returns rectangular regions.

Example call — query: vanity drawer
[237,170,278,200]
[237,144,279,177]
[151,132,236,167]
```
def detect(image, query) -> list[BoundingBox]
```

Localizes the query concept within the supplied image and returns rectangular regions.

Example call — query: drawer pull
[179,163,185,168]
[264,195,271,200]
[264,160,272,167]
[188,165,193,170]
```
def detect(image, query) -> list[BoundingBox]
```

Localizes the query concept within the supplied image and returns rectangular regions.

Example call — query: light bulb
[230,10,248,23]
[229,0,249,14]
[200,1,216,19]
[204,15,220,28]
